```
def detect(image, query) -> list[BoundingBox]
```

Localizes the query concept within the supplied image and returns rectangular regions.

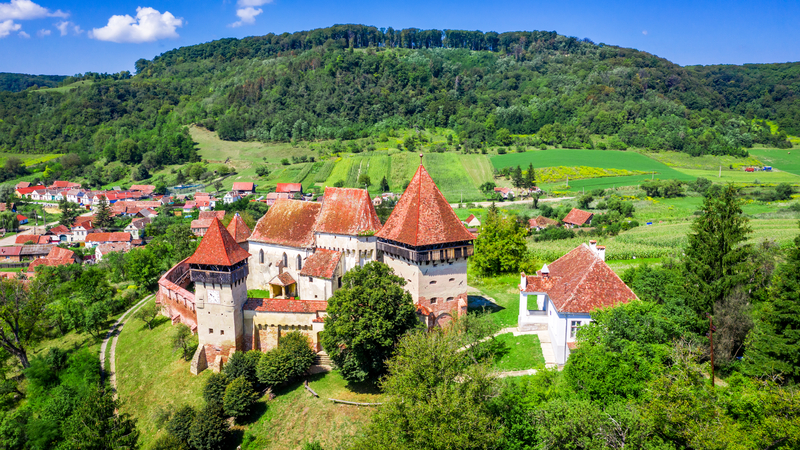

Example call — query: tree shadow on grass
[234,399,268,426]
[138,315,169,332]
[468,295,503,314]
[345,379,381,395]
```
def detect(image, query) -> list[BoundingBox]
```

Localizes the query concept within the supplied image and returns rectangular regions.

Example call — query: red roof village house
[85,232,132,248]
[518,241,637,364]
[95,242,132,262]
[231,182,256,195]
[48,181,81,189]
[26,246,78,276]
[529,215,559,230]
[0,246,23,262]
[494,187,514,199]
[15,235,52,245]
[129,185,156,195]
[562,208,594,228]
[15,185,46,198]
[275,183,302,195]
[263,192,292,206]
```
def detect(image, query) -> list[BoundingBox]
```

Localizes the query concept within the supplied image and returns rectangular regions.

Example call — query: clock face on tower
[208,289,220,304]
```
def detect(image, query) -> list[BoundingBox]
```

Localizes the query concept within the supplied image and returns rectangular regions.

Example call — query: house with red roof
[464,214,481,227]
[494,186,515,199]
[230,182,256,195]
[124,217,151,240]
[275,183,301,194]
[263,192,292,206]
[84,232,132,248]
[95,242,132,262]
[129,185,156,196]
[0,246,23,262]
[26,246,78,276]
[563,208,594,228]
[518,240,637,364]
[15,185,45,198]
[15,234,52,245]
[49,181,81,190]
[529,215,559,230]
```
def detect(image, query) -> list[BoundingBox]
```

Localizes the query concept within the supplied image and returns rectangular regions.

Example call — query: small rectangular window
[570,321,581,338]
[209,328,213,334]
[220,330,224,335]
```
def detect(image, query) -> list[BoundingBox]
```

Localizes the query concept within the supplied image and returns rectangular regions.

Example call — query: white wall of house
[546,297,592,365]
[314,233,377,272]
[297,270,338,301]
[247,241,312,292]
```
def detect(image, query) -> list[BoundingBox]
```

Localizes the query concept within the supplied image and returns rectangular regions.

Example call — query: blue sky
[1,0,799,75]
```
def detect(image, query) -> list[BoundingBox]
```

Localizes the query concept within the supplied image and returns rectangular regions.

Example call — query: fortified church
[157,163,475,374]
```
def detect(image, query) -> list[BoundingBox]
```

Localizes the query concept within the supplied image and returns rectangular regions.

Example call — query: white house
[223,192,242,204]
[518,241,638,365]
[464,214,481,227]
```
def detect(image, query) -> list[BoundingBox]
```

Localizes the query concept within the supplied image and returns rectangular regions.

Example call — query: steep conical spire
[187,218,251,266]
[226,213,252,244]
[375,165,474,247]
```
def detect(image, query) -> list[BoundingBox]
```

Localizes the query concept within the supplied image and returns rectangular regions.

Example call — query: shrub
[167,405,196,444]
[775,183,793,201]
[534,226,575,242]
[150,434,190,450]
[203,373,229,406]
[188,405,229,450]
[257,332,316,386]
[223,351,260,386]
[223,377,258,420]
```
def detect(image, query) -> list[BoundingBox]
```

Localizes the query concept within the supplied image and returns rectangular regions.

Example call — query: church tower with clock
[187,218,251,372]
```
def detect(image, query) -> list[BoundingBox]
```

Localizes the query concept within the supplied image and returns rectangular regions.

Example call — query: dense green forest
[0,24,797,179]
[0,73,66,92]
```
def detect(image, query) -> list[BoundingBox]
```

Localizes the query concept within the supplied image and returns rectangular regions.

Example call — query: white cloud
[229,6,261,27]
[89,7,181,43]
[0,0,67,21]
[642,30,648,35]
[36,27,48,36]
[18,29,28,37]
[237,0,272,6]
[55,19,70,35]
[0,18,20,37]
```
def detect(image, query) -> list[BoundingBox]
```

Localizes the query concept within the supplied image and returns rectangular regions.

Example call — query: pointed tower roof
[314,187,382,236]
[187,218,251,266]
[375,165,474,247]
[226,213,252,244]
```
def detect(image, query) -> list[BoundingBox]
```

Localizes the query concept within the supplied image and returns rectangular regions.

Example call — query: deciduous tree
[0,278,48,368]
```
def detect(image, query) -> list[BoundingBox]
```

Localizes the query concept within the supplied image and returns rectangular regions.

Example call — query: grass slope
[749,148,800,177]
[492,333,545,372]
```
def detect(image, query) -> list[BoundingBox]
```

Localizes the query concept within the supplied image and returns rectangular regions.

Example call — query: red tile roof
[521,243,637,313]
[314,187,382,236]
[48,225,71,235]
[27,257,74,272]
[186,218,251,266]
[226,213,252,244]
[86,232,131,243]
[269,271,296,286]
[190,219,213,230]
[97,242,132,255]
[276,183,302,193]
[16,186,45,195]
[15,235,50,245]
[243,298,327,313]
[232,182,256,191]
[0,247,22,257]
[199,211,226,220]
[49,181,81,189]
[47,246,75,260]
[529,215,559,228]
[16,182,30,189]
[563,208,593,226]
[299,249,342,279]
[375,165,474,247]
[130,184,155,192]
[250,199,321,248]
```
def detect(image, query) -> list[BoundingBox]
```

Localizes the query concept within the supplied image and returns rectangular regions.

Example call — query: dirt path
[99,294,153,396]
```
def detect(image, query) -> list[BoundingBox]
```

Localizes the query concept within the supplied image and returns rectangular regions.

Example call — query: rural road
[0,221,59,247]
[99,294,154,397]
[450,197,574,208]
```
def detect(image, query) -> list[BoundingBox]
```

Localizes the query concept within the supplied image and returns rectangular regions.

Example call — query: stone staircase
[519,322,548,332]
[313,351,333,367]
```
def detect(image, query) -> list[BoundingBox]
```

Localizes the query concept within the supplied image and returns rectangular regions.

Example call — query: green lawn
[492,333,545,372]
[643,150,763,171]
[606,258,662,275]
[673,168,800,184]
[115,298,380,450]
[0,152,61,167]
[468,273,521,329]
[749,148,800,177]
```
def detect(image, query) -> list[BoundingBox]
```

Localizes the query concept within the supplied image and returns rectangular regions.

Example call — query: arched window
[282,253,287,268]
[296,255,302,270]
[259,249,264,264]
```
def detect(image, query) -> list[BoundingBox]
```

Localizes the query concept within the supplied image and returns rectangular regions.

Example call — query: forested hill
[0,73,67,92]
[0,24,797,182]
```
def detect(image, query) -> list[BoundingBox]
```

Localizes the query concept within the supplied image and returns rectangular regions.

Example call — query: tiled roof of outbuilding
[199,211,226,220]
[268,272,296,287]
[249,199,321,248]
[375,165,474,247]
[276,183,302,193]
[299,249,341,279]
[46,246,75,260]
[85,232,131,243]
[186,218,251,266]
[15,235,50,245]
[521,243,637,313]
[563,208,593,226]
[243,298,327,313]
[529,215,559,228]
[226,213,252,244]
[314,187,381,236]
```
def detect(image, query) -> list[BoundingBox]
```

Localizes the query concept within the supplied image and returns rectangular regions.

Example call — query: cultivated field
[749,148,800,177]
[0,152,60,167]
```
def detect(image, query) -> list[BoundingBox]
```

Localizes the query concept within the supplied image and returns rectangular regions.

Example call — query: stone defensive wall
[156,258,198,332]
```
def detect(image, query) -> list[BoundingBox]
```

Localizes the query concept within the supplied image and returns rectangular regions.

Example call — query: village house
[191,211,226,236]
[15,182,30,189]
[263,192,292,206]
[0,246,22,262]
[494,187,514,199]
[71,218,95,242]
[562,208,594,228]
[529,215,559,230]
[464,214,481,227]
[95,242,132,262]
[65,189,86,204]
[16,215,27,225]
[15,235,52,245]
[129,185,156,196]
[48,181,81,190]
[518,241,637,364]
[15,185,45,198]
[84,232,132,249]
[125,218,151,240]
[19,244,56,261]
[26,246,77,276]
[47,225,73,243]
[223,192,242,204]
[232,182,257,195]
[276,183,302,196]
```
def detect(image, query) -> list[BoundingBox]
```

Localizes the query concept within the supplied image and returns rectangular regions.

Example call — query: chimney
[589,240,597,255]
[596,245,606,262]
[520,272,527,290]
[540,263,550,278]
